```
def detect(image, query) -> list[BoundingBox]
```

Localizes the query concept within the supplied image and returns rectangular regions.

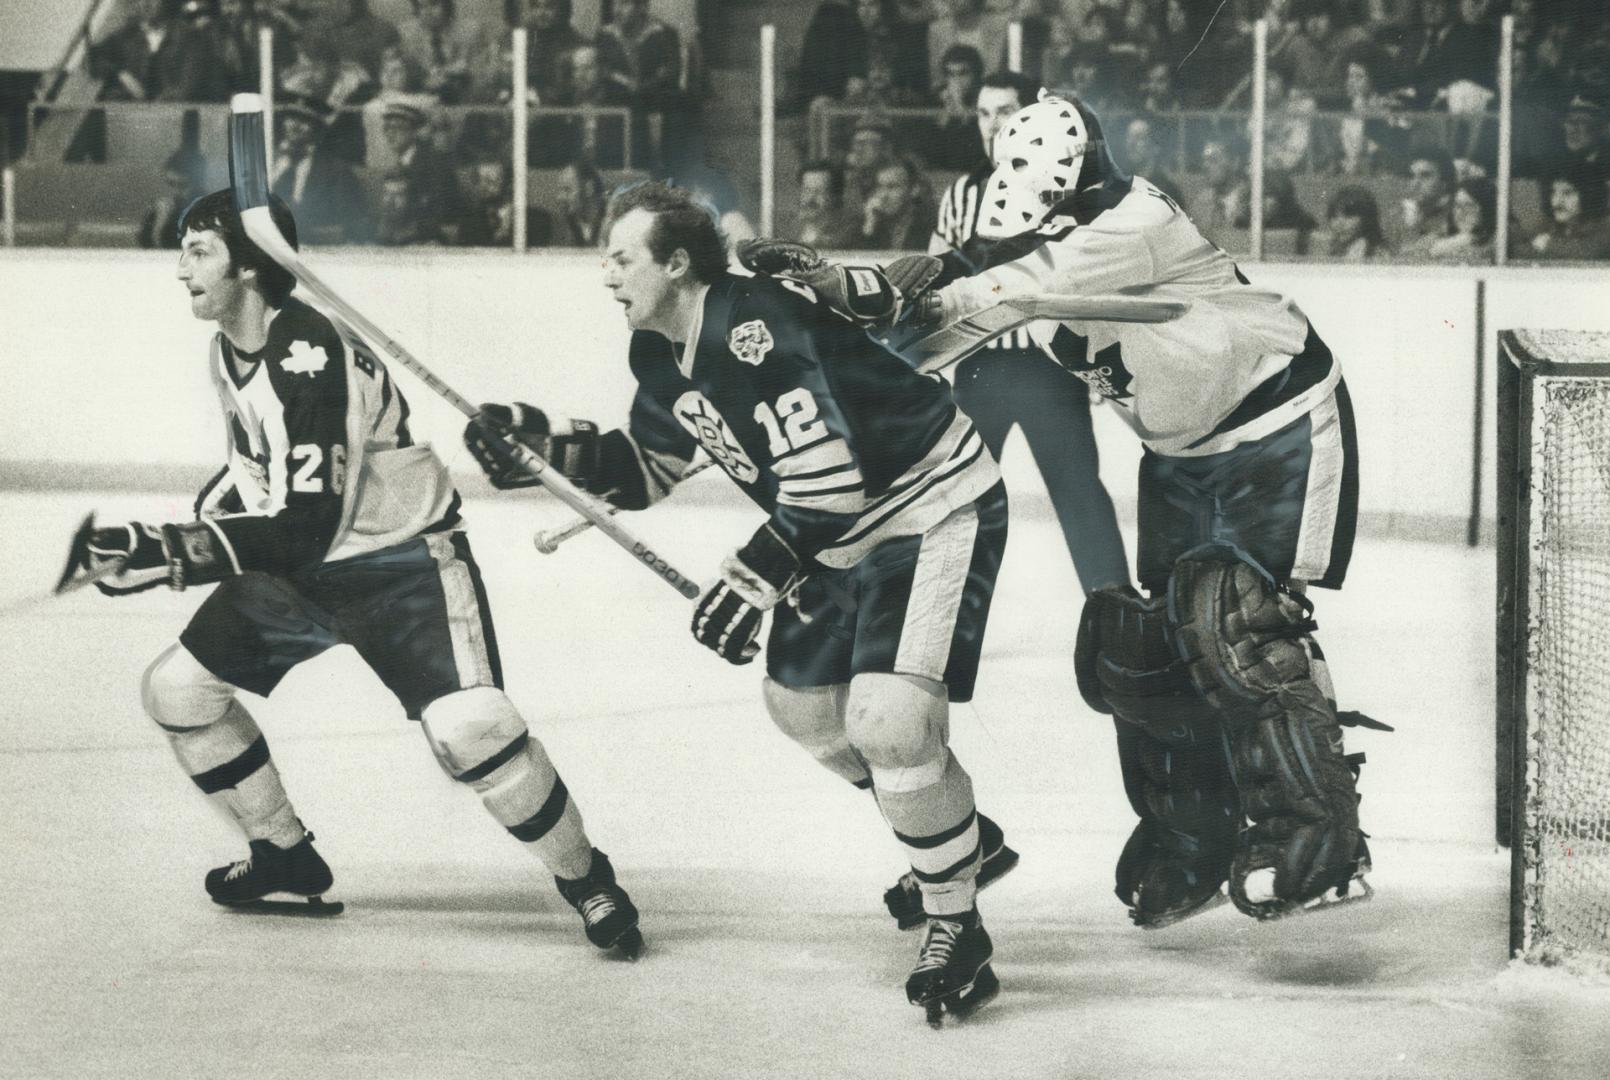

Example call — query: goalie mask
[977,91,1131,239]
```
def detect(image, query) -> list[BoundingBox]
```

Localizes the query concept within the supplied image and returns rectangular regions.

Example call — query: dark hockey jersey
[195,297,459,574]
[613,273,1000,569]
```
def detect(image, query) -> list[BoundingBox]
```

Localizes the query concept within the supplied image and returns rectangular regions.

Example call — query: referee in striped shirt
[930,71,1131,594]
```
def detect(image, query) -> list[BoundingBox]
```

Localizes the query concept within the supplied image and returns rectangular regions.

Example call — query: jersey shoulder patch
[728,318,774,365]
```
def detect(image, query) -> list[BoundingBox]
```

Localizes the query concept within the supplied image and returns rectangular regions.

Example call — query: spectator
[796,1,865,108]
[1324,184,1386,260]
[452,156,552,246]
[217,0,305,94]
[796,160,857,248]
[855,0,931,99]
[1193,136,1252,236]
[279,34,374,163]
[1122,115,1181,199]
[596,0,680,168]
[1424,175,1497,261]
[854,155,935,249]
[375,171,430,244]
[1441,0,1500,100]
[548,156,608,246]
[87,0,226,103]
[268,91,371,242]
[926,0,1008,87]
[139,146,208,249]
[1247,169,1317,250]
[1399,0,1458,108]
[1560,93,1609,170]
[1398,150,1457,251]
[1522,164,1610,260]
[538,44,629,167]
[1254,62,1317,173]
[1284,1,1351,103]
[304,0,401,83]
[1137,59,1180,114]
[364,45,432,173]
[844,114,898,208]
[1063,7,1127,113]
[512,0,590,104]
[378,96,460,242]
[928,45,987,170]
[1335,42,1414,176]
[397,0,494,106]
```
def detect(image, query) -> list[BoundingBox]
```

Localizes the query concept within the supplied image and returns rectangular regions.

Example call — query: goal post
[1496,328,1610,964]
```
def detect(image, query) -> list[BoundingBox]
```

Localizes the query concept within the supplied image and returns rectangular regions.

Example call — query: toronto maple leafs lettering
[202,297,456,573]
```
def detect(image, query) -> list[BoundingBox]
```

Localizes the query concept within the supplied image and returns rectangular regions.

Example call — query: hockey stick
[901,293,1190,374]
[534,458,716,553]
[51,513,130,596]
[227,94,700,601]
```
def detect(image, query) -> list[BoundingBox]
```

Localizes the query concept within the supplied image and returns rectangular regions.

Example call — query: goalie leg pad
[421,687,592,879]
[1167,543,1367,918]
[761,678,869,788]
[1077,589,1237,924]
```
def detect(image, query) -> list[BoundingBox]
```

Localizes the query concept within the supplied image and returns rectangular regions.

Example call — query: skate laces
[913,918,963,973]
[578,889,619,926]
[224,857,254,882]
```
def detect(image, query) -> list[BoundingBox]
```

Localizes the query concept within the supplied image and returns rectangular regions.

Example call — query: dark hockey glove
[81,521,169,596]
[736,237,940,330]
[691,524,801,665]
[465,402,600,491]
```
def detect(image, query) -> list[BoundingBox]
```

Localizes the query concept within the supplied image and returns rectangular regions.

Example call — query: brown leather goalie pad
[1166,543,1366,917]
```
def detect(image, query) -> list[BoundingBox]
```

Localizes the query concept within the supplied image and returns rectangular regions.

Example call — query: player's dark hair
[178,189,300,307]
[799,159,844,201]
[978,71,1040,110]
[606,181,728,285]
[939,44,985,83]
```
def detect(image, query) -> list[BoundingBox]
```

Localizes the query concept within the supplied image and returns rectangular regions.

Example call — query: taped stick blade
[228,94,271,212]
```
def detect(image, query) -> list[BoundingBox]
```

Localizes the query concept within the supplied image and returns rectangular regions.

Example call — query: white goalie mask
[978,91,1100,239]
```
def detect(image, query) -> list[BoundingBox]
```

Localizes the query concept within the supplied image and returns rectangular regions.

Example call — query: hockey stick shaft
[905,293,1190,374]
[534,458,716,554]
[228,95,700,600]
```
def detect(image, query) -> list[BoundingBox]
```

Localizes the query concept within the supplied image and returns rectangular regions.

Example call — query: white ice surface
[3,489,1608,1080]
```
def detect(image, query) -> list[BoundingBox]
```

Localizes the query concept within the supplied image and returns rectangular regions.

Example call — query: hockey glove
[81,521,169,596]
[736,238,942,331]
[691,524,801,665]
[465,402,600,491]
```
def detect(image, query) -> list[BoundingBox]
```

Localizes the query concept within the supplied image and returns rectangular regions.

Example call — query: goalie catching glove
[67,515,235,596]
[464,402,600,491]
[735,238,943,334]
[691,524,801,665]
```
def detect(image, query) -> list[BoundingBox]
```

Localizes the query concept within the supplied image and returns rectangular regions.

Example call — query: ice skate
[555,849,644,960]
[1115,821,1232,930]
[884,815,1019,931]
[905,909,998,1028]
[205,831,343,916]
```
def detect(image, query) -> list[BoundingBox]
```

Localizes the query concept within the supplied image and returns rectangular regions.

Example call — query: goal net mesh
[1510,331,1610,965]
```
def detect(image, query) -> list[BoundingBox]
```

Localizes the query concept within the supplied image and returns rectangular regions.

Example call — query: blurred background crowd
[0,0,1607,261]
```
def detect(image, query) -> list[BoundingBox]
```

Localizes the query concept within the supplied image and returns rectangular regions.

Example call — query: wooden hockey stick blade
[904,293,1190,373]
[52,513,130,596]
[228,95,701,601]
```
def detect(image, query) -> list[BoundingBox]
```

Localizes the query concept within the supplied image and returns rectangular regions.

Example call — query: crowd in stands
[792,0,1610,260]
[39,0,1610,259]
[75,0,708,247]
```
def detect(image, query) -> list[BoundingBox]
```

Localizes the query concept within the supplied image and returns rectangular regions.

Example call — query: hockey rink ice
[3,485,1608,1080]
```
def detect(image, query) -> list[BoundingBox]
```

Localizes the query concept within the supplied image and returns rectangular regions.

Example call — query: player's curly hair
[178,189,300,307]
[606,180,729,285]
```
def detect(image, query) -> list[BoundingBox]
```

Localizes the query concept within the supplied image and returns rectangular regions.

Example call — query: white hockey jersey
[196,297,458,572]
[935,177,1339,456]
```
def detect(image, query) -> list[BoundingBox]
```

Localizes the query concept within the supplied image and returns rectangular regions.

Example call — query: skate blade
[1250,876,1374,922]
[213,893,345,917]
[606,926,645,961]
[1132,889,1230,930]
[921,965,1000,1029]
[895,847,1022,932]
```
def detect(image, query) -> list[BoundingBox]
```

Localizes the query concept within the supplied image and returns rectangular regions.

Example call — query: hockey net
[1498,329,1610,967]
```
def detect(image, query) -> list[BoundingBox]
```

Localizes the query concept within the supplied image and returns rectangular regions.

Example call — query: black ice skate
[205,832,343,916]
[1115,822,1232,931]
[905,909,998,1028]
[555,849,643,960]
[884,814,1019,931]
[1237,836,1375,921]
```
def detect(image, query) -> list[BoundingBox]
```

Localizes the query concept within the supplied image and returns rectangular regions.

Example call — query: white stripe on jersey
[816,413,998,568]
[893,499,980,685]
[1290,389,1345,585]
[776,439,864,511]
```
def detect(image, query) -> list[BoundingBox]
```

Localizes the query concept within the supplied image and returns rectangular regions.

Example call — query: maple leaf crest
[281,339,330,377]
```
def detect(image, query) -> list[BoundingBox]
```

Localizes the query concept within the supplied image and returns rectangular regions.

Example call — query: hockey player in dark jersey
[465,182,1008,1025]
[773,92,1376,928]
[931,71,1130,596]
[66,191,643,957]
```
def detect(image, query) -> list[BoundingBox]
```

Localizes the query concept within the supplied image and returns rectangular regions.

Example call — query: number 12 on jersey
[754,388,828,457]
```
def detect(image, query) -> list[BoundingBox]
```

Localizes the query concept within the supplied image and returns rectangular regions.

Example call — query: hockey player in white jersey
[62,191,643,956]
[917,90,1374,925]
[742,91,1376,925]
